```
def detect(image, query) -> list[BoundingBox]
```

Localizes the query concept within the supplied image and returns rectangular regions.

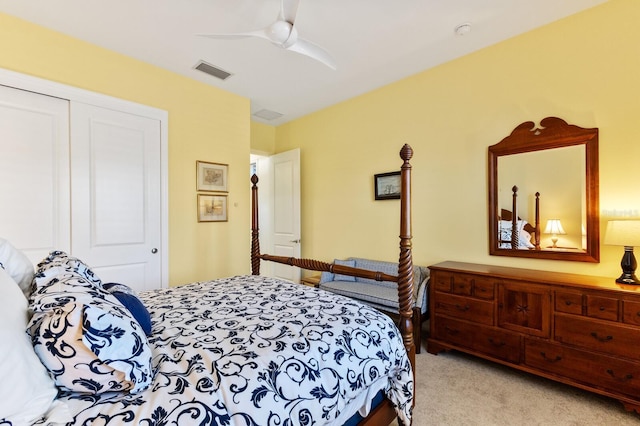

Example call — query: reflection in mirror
[488,117,600,262]
[498,146,585,250]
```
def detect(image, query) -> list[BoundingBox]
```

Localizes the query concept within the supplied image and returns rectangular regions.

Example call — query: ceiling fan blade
[197,29,269,41]
[199,0,336,69]
[279,0,300,24]
[287,38,336,70]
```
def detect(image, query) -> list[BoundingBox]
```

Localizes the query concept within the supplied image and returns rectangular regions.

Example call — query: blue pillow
[102,283,152,336]
[334,259,356,282]
[319,271,334,284]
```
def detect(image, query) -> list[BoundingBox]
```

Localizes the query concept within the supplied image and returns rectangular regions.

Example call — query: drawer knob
[444,326,459,336]
[540,352,562,363]
[606,369,634,382]
[590,332,613,343]
[488,338,505,347]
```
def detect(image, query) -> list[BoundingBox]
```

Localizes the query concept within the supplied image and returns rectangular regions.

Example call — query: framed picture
[196,161,228,192]
[374,171,401,200]
[197,194,228,222]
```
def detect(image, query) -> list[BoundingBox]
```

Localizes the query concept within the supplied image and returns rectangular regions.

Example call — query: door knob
[151,248,158,254]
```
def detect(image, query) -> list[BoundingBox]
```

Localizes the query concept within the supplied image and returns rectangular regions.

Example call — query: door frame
[0,67,169,288]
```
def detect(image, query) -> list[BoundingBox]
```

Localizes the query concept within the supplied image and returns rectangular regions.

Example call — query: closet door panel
[91,120,146,245]
[71,102,161,292]
[0,85,70,264]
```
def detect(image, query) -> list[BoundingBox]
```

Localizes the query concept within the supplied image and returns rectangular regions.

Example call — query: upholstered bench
[318,257,429,352]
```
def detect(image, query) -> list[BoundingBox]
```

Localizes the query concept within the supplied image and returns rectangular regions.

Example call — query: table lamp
[604,220,640,285]
[544,219,566,248]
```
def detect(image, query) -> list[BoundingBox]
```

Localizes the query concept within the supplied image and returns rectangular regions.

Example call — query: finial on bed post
[398,144,416,364]
[251,174,260,275]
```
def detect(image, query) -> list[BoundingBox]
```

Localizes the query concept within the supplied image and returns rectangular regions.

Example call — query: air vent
[253,109,284,121]
[194,60,232,81]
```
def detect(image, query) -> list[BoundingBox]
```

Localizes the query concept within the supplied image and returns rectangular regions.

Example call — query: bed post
[251,174,260,275]
[534,191,541,250]
[398,144,416,365]
[511,185,518,250]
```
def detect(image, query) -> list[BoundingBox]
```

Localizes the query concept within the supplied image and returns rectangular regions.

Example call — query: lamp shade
[544,219,566,235]
[604,220,640,247]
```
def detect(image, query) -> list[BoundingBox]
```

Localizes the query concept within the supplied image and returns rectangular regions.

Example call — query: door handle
[290,239,301,243]
[151,248,158,254]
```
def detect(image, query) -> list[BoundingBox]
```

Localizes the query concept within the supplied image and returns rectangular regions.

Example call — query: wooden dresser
[427,261,640,413]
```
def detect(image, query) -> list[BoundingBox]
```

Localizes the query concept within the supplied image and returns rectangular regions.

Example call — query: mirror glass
[488,117,600,262]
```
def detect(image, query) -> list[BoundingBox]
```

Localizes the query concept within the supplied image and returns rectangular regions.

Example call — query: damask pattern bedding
[57,275,414,425]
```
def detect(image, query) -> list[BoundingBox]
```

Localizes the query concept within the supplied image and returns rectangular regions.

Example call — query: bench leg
[412,307,421,354]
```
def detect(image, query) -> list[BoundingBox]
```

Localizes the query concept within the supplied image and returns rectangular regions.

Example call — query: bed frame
[499,186,540,250]
[250,144,416,426]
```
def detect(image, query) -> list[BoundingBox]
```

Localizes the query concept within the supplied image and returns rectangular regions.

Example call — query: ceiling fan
[198,0,336,70]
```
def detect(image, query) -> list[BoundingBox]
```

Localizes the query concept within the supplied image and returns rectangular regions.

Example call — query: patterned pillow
[28,273,153,394]
[34,250,102,291]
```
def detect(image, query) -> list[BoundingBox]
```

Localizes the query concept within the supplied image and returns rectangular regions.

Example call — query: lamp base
[615,274,640,285]
[617,246,640,285]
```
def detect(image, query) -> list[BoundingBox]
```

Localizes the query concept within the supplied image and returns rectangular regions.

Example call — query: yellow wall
[0,13,251,285]
[275,0,639,278]
[250,121,276,155]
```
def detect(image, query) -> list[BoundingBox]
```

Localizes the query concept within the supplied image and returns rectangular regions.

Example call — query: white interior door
[0,85,70,264]
[71,102,162,292]
[256,149,301,282]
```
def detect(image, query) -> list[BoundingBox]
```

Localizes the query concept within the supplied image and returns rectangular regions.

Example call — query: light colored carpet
[399,327,640,425]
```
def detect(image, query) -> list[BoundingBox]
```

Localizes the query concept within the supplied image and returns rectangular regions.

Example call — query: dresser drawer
[555,314,640,360]
[525,339,640,398]
[434,292,494,325]
[434,316,521,363]
[555,291,583,315]
[451,274,473,296]
[623,300,640,326]
[472,277,495,300]
[433,271,495,299]
[432,271,453,292]
[586,295,619,321]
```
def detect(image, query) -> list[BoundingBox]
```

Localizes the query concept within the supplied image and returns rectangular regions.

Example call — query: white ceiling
[0,0,608,126]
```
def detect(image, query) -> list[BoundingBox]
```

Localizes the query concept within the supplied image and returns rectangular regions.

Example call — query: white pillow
[0,237,35,298]
[0,267,72,425]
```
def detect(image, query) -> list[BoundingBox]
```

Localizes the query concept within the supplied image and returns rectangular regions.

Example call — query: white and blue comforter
[58,275,414,425]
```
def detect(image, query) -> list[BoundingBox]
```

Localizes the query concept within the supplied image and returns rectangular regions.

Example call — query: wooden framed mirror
[488,117,600,262]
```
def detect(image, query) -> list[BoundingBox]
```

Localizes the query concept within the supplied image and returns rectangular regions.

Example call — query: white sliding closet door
[0,85,71,263]
[70,102,162,292]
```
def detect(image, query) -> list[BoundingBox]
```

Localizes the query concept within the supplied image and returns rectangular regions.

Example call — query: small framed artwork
[197,194,228,222]
[374,171,401,200]
[196,161,228,192]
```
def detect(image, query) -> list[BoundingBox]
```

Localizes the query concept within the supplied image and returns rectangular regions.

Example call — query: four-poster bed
[0,145,415,426]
